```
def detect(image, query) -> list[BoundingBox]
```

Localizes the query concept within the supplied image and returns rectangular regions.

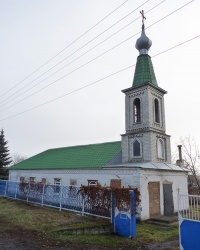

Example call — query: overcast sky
[0,0,199,159]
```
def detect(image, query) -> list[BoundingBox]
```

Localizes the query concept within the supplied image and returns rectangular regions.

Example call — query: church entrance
[148,182,161,217]
[163,183,174,216]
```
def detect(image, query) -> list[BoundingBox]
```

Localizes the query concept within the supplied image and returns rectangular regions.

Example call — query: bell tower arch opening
[154,98,160,124]
[133,98,141,123]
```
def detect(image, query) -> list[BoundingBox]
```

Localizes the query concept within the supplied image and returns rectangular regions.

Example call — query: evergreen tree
[0,129,12,169]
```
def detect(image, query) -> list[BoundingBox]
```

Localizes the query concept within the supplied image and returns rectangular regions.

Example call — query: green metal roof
[9,141,121,170]
[132,54,157,87]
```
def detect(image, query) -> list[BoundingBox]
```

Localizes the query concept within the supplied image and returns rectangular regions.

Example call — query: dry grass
[0,197,179,249]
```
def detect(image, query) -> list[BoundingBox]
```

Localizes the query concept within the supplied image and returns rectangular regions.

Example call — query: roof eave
[122,82,167,94]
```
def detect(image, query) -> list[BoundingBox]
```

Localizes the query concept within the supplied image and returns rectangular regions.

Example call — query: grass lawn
[0,197,179,249]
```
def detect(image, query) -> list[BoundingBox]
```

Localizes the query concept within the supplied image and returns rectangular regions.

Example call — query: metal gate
[178,194,200,250]
[112,190,136,238]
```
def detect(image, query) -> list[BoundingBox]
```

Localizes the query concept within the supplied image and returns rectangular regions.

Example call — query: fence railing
[178,194,200,221]
[0,180,111,219]
[178,194,200,250]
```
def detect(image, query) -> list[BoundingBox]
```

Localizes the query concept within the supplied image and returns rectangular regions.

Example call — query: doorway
[163,183,174,216]
[148,182,161,217]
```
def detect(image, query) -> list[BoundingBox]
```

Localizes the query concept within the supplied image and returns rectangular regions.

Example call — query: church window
[133,138,142,158]
[157,138,165,159]
[88,180,98,186]
[41,178,46,184]
[154,98,160,123]
[20,177,25,182]
[70,179,77,186]
[54,178,61,194]
[133,98,141,123]
[30,177,35,183]
[69,179,77,198]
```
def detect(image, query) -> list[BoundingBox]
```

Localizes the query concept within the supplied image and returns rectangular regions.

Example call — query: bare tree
[11,153,27,165]
[179,136,200,194]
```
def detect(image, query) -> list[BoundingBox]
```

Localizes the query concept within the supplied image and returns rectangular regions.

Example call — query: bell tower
[121,13,171,164]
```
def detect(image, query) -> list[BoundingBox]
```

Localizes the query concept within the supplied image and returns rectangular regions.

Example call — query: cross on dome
[135,10,152,55]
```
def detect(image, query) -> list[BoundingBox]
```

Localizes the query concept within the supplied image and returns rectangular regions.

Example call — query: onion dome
[132,24,157,87]
[135,24,152,55]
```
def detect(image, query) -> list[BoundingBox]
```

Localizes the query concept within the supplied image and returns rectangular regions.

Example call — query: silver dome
[135,25,152,55]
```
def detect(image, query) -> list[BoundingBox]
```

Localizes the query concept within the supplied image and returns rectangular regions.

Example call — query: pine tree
[0,129,12,169]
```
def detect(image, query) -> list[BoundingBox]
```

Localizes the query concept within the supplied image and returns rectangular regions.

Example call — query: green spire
[133,19,157,87]
[132,54,157,87]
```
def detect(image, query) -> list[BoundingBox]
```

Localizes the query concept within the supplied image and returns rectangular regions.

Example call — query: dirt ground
[0,228,75,250]
[0,227,179,250]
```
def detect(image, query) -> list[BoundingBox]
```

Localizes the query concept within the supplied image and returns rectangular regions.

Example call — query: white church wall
[9,168,141,188]
[140,169,188,220]
[9,168,188,221]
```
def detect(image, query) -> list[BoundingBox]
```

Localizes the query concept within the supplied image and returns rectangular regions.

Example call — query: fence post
[177,191,182,250]
[111,190,115,230]
[27,182,30,202]
[4,181,8,197]
[59,186,63,211]
[82,198,85,216]
[41,184,45,207]
[15,182,18,199]
[130,190,136,239]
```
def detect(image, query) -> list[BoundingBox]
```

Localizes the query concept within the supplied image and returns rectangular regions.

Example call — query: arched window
[133,98,141,123]
[154,98,160,123]
[133,138,142,158]
[157,138,165,159]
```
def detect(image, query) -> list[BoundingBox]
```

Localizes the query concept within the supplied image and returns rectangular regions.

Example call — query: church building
[9,21,188,220]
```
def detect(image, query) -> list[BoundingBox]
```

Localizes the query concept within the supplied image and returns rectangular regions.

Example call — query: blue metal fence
[0,180,137,238]
[0,180,110,219]
[178,194,200,250]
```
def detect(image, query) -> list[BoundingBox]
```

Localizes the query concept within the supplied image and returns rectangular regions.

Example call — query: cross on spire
[140,10,146,27]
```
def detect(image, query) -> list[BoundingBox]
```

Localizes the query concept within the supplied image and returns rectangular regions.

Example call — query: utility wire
[152,34,200,58]
[1,32,200,122]
[0,0,129,98]
[0,0,150,105]
[0,0,193,112]
[0,0,161,107]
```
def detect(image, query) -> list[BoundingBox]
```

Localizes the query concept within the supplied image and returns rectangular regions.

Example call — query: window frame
[29,177,35,183]
[157,138,165,159]
[133,98,141,123]
[132,138,143,158]
[154,98,160,124]
[20,177,25,183]
[87,180,98,186]
[69,179,78,198]
[41,178,46,184]
[54,178,61,194]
